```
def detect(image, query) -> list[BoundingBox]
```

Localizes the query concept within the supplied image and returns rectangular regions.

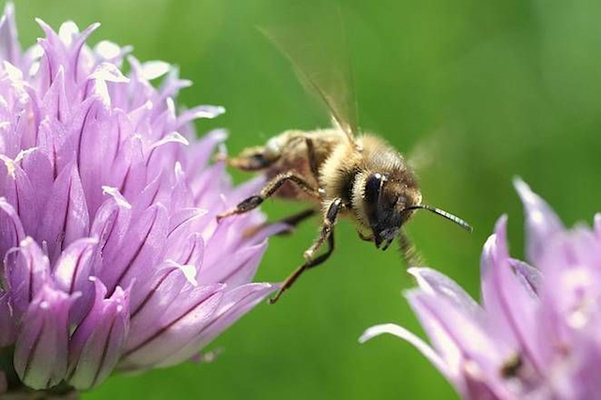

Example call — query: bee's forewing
[260,1,359,140]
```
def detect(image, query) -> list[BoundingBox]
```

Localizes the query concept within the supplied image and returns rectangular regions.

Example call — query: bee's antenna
[402,205,473,232]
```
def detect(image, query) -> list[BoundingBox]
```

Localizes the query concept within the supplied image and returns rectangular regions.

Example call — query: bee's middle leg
[269,198,343,304]
[217,173,319,220]
[305,138,320,181]
[398,230,423,267]
[269,231,335,304]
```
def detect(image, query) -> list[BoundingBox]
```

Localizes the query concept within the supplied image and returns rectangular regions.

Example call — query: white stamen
[102,186,132,209]
[141,60,170,81]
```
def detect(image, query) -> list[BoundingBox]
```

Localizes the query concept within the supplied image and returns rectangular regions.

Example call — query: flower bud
[67,279,129,390]
[14,284,76,389]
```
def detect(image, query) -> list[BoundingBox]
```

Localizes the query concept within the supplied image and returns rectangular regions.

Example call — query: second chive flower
[361,179,601,400]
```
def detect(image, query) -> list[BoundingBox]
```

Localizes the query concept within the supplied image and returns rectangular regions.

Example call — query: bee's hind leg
[217,173,319,220]
[219,146,277,172]
[243,208,318,238]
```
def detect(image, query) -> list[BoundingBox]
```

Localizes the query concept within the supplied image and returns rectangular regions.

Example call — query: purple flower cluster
[0,3,277,393]
[361,179,601,400]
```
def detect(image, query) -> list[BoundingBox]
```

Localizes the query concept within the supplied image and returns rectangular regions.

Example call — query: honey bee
[217,4,472,303]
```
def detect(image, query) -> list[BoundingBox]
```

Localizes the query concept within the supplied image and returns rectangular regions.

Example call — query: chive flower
[0,3,277,395]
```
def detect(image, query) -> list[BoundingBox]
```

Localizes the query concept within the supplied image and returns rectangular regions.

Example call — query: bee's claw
[243,223,265,238]
[216,209,236,221]
[358,231,373,242]
[269,290,284,304]
[212,152,228,164]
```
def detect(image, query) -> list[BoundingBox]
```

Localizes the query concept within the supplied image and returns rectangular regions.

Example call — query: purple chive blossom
[361,178,601,400]
[0,3,278,394]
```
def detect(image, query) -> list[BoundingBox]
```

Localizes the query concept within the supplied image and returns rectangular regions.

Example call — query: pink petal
[90,192,132,272]
[121,284,222,368]
[40,66,68,122]
[0,289,16,347]
[0,155,38,236]
[513,178,563,265]
[53,237,97,294]
[37,161,90,261]
[0,2,21,67]
[508,258,542,297]
[153,282,276,368]
[359,323,451,381]
[0,197,25,257]
[128,262,195,338]
[4,237,51,319]
[165,232,204,268]
[406,289,507,381]
[199,242,267,286]
[67,279,129,390]
[101,203,168,292]
[480,216,542,372]
[14,284,75,389]
[408,267,484,322]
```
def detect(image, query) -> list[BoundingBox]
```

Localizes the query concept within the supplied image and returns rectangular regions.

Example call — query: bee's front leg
[217,172,319,220]
[303,198,343,261]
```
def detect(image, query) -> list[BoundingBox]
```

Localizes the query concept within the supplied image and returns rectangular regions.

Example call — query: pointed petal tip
[513,178,546,214]
[34,17,54,34]
[3,1,14,14]
[359,323,402,344]
[512,176,527,192]
[359,323,448,378]
[407,266,434,279]
[493,214,508,237]
[513,178,564,264]
[513,177,543,211]
[407,267,435,291]
[208,128,228,141]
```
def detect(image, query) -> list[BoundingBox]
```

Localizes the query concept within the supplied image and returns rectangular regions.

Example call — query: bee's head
[356,172,472,250]
[361,173,422,250]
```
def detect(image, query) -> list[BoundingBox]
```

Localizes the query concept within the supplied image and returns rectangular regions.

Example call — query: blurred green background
[11,0,601,398]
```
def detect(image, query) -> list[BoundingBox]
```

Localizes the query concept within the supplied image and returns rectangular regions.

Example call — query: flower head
[361,178,601,400]
[0,3,277,394]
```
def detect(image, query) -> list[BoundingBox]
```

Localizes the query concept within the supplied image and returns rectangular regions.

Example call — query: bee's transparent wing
[260,2,359,141]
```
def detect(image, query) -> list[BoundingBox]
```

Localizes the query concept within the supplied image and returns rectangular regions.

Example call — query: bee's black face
[363,173,419,250]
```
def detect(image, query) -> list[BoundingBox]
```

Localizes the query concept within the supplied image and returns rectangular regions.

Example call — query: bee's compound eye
[364,173,387,203]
